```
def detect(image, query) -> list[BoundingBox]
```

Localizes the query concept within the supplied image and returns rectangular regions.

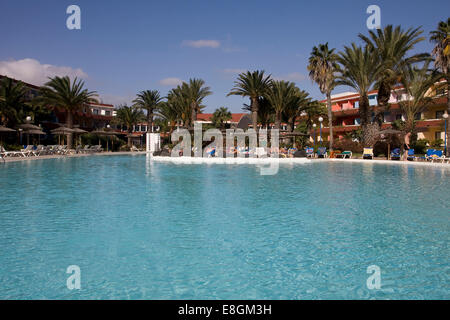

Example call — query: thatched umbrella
[18,124,42,145]
[25,129,46,145]
[91,130,119,151]
[18,123,41,130]
[72,128,88,146]
[51,126,75,145]
[378,129,402,159]
[0,125,16,147]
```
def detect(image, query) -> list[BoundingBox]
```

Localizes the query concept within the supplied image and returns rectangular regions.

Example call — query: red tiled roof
[196,113,248,123]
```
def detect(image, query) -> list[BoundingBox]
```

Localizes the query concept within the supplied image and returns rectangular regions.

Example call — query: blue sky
[1,0,449,112]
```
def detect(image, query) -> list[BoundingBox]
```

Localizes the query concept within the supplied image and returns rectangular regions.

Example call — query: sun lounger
[90,145,103,152]
[390,148,401,160]
[407,149,416,161]
[430,150,444,162]
[336,151,352,159]
[317,147,327,158]
[306,147,314,158]
[420,149,435,161]
[363,148,374,159]
[0,146,26,157]
[20,145,35,157]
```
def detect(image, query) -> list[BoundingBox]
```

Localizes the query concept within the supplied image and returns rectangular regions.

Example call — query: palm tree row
[227,70,324,135]
[308,20,449,149]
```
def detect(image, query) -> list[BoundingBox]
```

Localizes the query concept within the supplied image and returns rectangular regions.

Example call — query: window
[105,110,111,116]
[141,125,147,132]
[354,118,361,125]
[414,112,421,120]
[396,114,403,121]
[435,132,443,140]
[93,109,99,115]
[368,95,377,106]
[354,101,359,109]
[436,111,444,119]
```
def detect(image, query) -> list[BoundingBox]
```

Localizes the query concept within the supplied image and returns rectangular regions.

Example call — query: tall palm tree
[115,105,144,147]
[0,77,29,127]
[359,25,428,117]
[157,100,182,135]
[183,79,212,127]
[308,43,338,151]
[211,107,232,129]
[265,80,297,129]
[398,61,442,137]
[228,70,272,130]
[336,44,382,146]
[167,86,191,127]
[282,88,314,133]
[430,18,450,155]
[242,97,274,129]
[37,76,97,148]
[133,90,163,133]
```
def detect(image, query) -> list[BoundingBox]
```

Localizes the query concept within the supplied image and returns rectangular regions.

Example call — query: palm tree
[133,90,163,133]
[265,80,297,129]
[282,88,314,133]
[398,61,442,137]
[37,76,97,148]
[228,70,272,130]
[430,18,450,155]
[359,25,428,117]
[336,44,382,146]
[308,43,338,151]
[211,107,232,129]
[157,100,181,135]
[115,105,144,147]
[183,79,212,127]
[0,77,29,127]
[166,86,190,127]
[242,97,274,129]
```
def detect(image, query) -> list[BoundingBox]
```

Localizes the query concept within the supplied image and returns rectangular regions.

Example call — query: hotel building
[317,84,448,144]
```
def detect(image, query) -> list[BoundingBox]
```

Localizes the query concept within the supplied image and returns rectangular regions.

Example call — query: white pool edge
[150,155,450,168]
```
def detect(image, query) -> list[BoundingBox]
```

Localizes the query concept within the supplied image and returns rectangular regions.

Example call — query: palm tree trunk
[191,102,196,129]
[66,111,73,149]
[359,95,371,146]
[127,131,132,148]
[147,110,152,133]
[326,91,333,151]
[251,97,259,131]
[275,111,281,130]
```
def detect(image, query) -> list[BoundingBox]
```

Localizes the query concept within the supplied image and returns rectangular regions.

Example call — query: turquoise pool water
[0,155,449,299]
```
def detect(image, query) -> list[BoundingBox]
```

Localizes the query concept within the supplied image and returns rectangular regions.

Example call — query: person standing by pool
[403,132,411,161]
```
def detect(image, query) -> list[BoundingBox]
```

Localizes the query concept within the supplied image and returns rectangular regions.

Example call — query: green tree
[211,107,232,129]
[183,79,212,127]
[308,43,338,151]
[133,90,163,133]
[0,77,29,127]
[228,70,272,130]
[398,61,442,137]
[265,81,297,129]
[430,18,450,155]
[336,44,382,146]
[359,25,428,122]
[114,105,144,147]
[37,76,97,148]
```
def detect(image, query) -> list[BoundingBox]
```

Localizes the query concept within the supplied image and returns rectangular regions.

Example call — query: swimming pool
[0,155,449,299]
